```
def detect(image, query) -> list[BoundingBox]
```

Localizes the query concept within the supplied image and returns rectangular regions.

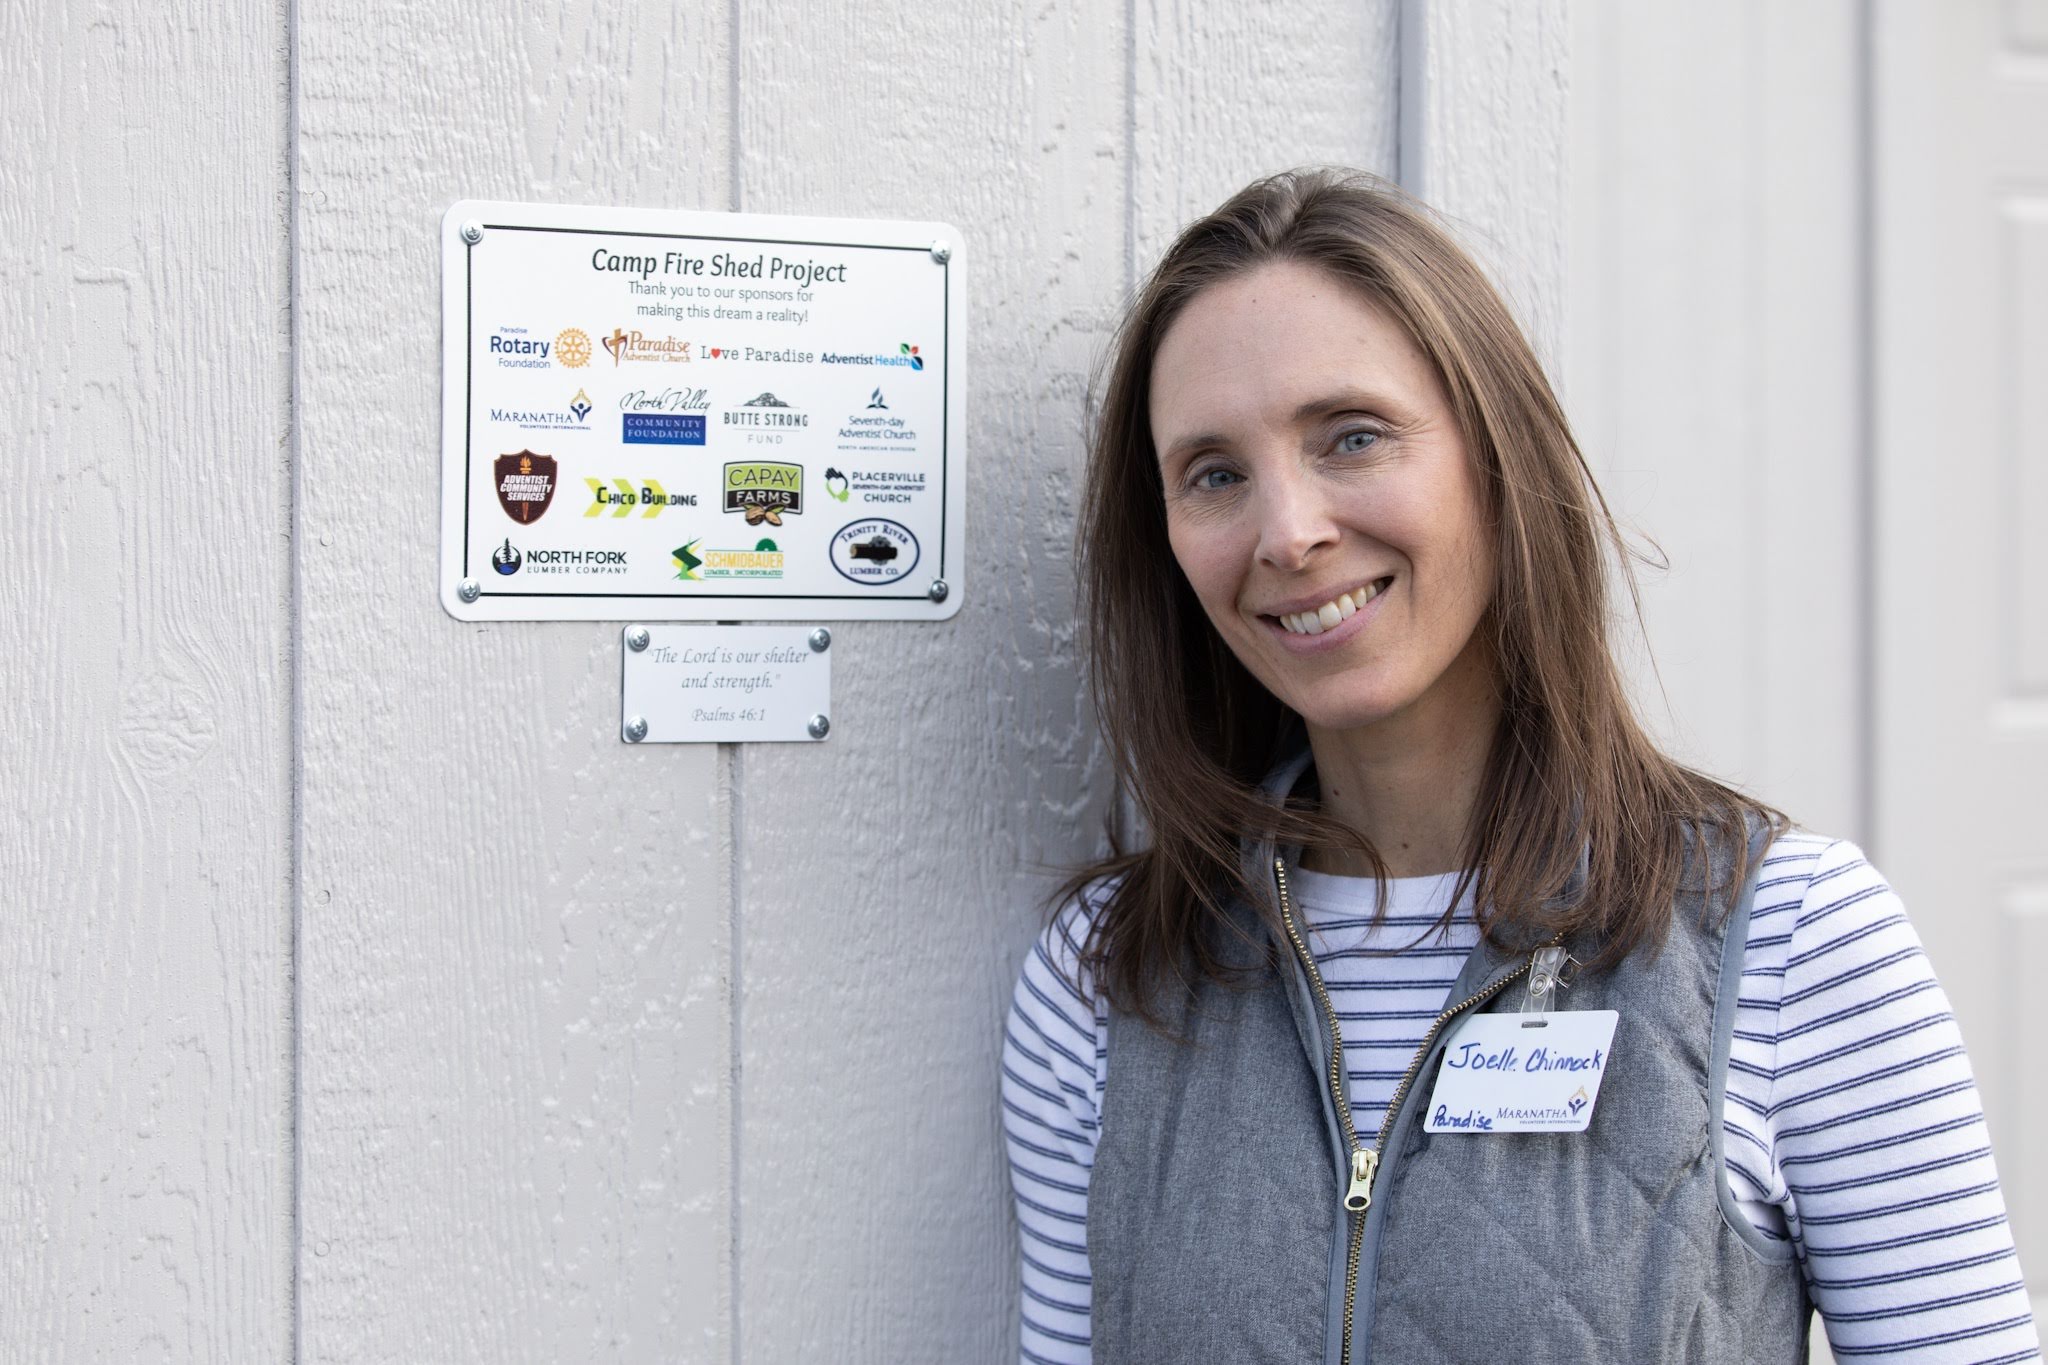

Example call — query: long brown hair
[1064,168,1783,1022]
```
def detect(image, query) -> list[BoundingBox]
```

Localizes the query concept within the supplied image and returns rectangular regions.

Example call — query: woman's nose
[1253,470,1340,572]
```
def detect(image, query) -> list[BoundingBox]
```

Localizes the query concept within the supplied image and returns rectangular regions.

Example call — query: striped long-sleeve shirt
[1002,833,2042,1363]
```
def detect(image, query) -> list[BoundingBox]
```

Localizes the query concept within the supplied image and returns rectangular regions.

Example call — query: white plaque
[440,200,965,622]
[620,625,832,744]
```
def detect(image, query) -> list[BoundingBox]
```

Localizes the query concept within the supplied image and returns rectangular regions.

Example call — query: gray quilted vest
[1089,777,1810,1363]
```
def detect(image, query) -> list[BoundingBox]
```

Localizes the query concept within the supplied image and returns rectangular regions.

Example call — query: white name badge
[1422,1010,1620,1134]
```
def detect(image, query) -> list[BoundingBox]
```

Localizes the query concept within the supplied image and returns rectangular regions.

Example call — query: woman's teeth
[1278,579,1387,636]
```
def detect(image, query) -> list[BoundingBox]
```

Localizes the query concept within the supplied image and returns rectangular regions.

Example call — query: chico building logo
[585,477,698,518]
[723,462,803,525]
[602,328,692,365]
[829,518,918,585]
[494,450,558,523]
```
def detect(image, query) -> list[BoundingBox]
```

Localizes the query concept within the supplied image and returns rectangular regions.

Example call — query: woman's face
[1149,260,1497,736]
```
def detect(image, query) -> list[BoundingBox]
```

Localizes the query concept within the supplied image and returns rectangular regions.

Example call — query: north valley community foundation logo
[495,450,558,523]
[829,518,918,585]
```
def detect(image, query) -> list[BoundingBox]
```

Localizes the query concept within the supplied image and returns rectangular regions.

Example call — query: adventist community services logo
[494,450,558,523]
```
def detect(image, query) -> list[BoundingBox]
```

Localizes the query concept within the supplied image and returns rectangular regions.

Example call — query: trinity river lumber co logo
[829,518,918,585]
[494,450,558,523]
[723,461,803,525]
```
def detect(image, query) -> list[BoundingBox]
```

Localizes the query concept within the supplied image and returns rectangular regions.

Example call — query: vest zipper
[1273,857,1541,1365]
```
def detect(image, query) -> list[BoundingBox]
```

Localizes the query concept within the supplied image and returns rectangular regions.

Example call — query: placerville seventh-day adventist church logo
[494,449,558,523]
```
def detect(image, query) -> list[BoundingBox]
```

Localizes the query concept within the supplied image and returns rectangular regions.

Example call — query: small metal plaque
[619,624,831,743]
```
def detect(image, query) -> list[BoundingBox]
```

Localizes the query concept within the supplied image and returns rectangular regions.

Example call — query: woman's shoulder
[1012,876,1119,1026]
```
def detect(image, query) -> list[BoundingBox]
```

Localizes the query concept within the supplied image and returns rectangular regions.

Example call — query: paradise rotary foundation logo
[555,328,593,368]
[602,328,691,365]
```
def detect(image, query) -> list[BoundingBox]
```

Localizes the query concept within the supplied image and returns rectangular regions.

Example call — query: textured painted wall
[293,6,737,1360]
[0,0,294,1358]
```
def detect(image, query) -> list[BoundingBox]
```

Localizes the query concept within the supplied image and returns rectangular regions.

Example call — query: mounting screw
[625,625,651,652]
[457,578,481,603]
[927,579,949,603]
[930,240,951,265]
[624,715,649,743]
[807,713,831,740]
[460,220,483,245]
[808,627,831,653]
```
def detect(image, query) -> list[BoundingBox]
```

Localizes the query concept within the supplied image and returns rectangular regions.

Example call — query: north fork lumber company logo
[602,328,691,365]
[494,450,558,523]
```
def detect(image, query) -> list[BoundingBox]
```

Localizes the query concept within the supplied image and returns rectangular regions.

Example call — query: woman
[1003,170,2040,1363]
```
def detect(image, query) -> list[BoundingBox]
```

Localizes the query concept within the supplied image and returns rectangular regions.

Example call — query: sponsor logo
[1567,1086,1589,1118]
[601,328,692,365]
[723,462,803,524]
[520,547,629,576]
[623,413,707,445]
[494,450,558,523]
[556,328,593,368]
[830,517,919,585]
[824,466,925,505]
[834,397,919,452]
[584,477,698,518]
[489,388,593,433]
[674,536,786,582]
[820,343,924,370]
[491,538,522,575]
[702,345,816,364]
[723,393,810,429]
[488,326,552,369]
[620,386,711,413]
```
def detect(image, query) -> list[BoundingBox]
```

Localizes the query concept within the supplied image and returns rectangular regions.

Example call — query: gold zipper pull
[1344,1147,1379,1212]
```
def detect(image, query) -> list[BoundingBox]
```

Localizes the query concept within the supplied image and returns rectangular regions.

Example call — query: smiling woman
[1001,170,2041,1365]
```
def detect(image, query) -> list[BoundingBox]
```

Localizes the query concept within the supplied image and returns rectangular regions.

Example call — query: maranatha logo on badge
[1423,1009,1619,1133]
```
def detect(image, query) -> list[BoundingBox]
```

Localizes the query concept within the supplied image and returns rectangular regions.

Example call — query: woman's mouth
[1272,577,1393,637]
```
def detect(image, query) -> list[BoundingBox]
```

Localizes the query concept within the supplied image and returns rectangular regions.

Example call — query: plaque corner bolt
[808,627,831,653]
[927,579,949,603]
[929,240,951,265]
[460,220,484,245]
[625,625,651,652]
[624,715,649,743]
[807,713,831,740]
[456,578,481,604]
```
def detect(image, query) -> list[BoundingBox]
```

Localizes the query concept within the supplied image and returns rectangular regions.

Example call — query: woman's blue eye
[1193,467,1242,491]
[1338,429,1380,454]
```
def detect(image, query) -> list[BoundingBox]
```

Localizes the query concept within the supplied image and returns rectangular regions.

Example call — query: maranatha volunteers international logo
[1567,1086,1590,1118]
[829,518,919,585]
[723,461,803,524]
[673,537,786,582]
[491,538,522,575]
[555,328,593,368]
[602,328,691,365]
[494,450,558,523]
[490,388,593,433]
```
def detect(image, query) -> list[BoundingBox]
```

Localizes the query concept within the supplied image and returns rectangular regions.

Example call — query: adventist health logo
[674,538,785,582]
[820,342,926,370]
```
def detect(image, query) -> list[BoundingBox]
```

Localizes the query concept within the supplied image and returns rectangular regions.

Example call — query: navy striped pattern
[1001,835,2041,1363]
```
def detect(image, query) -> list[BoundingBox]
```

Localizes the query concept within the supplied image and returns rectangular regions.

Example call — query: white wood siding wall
[24,0,1956,1358]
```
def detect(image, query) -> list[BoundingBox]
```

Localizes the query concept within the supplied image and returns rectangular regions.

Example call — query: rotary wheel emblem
[555,327,593,368]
